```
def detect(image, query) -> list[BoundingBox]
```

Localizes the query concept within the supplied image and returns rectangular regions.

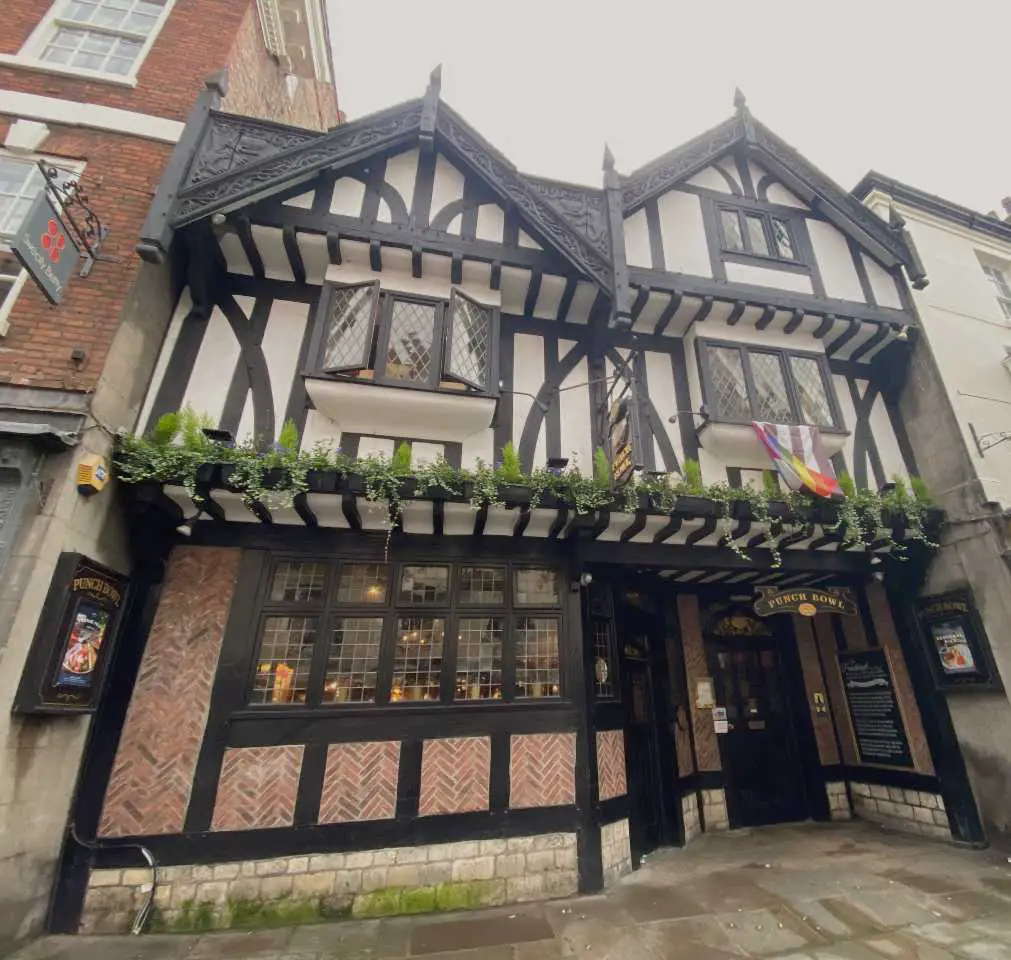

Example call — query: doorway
[704,607,810,827]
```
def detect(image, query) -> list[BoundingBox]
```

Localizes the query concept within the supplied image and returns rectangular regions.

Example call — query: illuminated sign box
[915,588,1002,693]
[12,553,128,715]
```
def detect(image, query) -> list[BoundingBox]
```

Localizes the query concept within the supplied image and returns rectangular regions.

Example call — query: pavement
[10,820,1011,960]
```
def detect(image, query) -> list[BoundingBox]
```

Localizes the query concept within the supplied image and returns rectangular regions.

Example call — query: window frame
[697,338,844,431]
[308,280,500,398]
[716,202,803,268]
[241,556,566,713]
[981,263,1011,322]
[6,0,176,87]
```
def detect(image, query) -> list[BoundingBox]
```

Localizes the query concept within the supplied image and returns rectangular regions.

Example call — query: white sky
[328,0,1010,216]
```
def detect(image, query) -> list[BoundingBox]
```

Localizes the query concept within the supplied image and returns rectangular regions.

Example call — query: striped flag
[752,422,843,500]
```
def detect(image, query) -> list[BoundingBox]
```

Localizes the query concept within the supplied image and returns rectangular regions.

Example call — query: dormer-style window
[698,339,842,430]
[982,263,1011,321]
[719,206,797,262]
[311,281,498,396]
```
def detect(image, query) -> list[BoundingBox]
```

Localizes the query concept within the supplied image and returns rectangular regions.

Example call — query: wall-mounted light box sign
[915,588,1003,693]
[12,553,129,715]
[9,191,80,305]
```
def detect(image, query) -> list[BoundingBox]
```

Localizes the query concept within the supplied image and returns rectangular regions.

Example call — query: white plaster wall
[863,255,903,309]
[807,220,865,303]
[461,430,494,471]
[330,177,365,217]
[137,287,191,432]
[686,165,733,193]
[430,153,465,229]
[765,182,807,209]
[656,190,712,278]
[180,305,241,427]
[898,204,1011,505]
[696,319,824,353]
[724,261,814,295]
[260,299,310,441]
[512,333,546,467]
[714,158,742,193]
[832,372,858,469]
[623,208,652,269]
[383,148,418,218]
[643,349,684,470]
[558,343,592,471]
[868,390,908,481]
[475,203,505,243]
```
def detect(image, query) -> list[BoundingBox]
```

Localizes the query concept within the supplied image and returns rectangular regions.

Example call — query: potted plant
[675,459,716,516]
[496,442,532,505]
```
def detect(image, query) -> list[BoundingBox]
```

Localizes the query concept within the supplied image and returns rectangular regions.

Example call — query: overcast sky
[328,0,1009,216]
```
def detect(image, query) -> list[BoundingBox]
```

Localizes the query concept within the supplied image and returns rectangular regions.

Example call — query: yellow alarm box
[77,453,109,496]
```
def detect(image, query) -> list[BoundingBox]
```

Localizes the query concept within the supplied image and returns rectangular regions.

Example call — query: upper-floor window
[310,281,499,396]
[15,0,172,82]
[982,264,1011,321]
[719,206,797,262]
[698,339,841,429]
[247,558,563,709]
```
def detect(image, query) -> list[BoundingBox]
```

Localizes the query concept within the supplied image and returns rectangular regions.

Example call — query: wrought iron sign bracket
[969,422,1011,457]
[37,161,119,277]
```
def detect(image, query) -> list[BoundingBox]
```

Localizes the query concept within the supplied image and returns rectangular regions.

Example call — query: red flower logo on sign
[41,219,66,263]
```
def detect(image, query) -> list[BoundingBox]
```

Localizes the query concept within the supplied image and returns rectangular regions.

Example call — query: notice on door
[839,650,913,768]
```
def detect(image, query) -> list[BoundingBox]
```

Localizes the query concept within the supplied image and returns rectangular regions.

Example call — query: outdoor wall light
[579,572,594,586]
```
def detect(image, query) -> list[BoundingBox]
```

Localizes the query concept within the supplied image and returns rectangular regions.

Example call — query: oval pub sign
[753,586,857,618]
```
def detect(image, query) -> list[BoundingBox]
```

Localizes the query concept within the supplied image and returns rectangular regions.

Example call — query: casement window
[11,0,173,83]
[698,339,841,429]
[718,206,797,262]
[313,281,498,395]
[982,264,1011,321]
[247,559,563,708]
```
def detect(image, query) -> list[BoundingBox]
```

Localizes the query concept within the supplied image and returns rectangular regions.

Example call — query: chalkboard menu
[839,650,913,768]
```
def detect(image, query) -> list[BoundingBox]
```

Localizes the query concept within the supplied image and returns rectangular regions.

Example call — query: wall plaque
[754,587,857,618]
[916,588,1002,692]
[839,650,913,768]
[12,553,129,715]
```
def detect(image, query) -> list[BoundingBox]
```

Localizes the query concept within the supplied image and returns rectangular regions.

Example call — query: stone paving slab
[8,822,1011,960]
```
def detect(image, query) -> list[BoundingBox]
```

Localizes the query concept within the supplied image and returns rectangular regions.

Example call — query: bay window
[699,339,841,429]
[311,281,498,396]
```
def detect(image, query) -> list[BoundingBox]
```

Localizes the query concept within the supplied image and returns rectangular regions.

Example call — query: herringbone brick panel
[318,741,400,823]
[99,547,241,837]
[211,745,304,831]
[596,729,627,801]
[418,737,490,816]
[509,732,576,808]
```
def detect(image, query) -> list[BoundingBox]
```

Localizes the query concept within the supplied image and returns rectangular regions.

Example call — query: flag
[752,422,843,500]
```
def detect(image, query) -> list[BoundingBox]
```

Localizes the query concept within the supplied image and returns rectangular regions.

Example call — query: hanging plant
[467,459,501,510]
[415,454,464,499]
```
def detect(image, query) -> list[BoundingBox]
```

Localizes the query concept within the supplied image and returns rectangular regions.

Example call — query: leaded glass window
[270,561,326,602]
[399,566,449,604]
[337,563,388,603]
[455,617,503,700]
[324,618,382,703]
[514,569,559,606]
[445,290,492,389]
[745,215,770,256]
[720,209,744,251]
[250,616,316,705]
[384,300,436,384]
[459,566,505,605]
[789,355,834,427]
[772,218,795,260]
[515,617,560,698]
[719,206,799,263]
[322,281,379,372]
[707,345,750,420]
[391,617,444,702]
[749,352,792,423]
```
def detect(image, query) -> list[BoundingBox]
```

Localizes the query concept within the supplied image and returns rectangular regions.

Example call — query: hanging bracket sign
[754,587,857,618]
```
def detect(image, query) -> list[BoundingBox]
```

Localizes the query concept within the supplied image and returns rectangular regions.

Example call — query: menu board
[839,650,913,768]
[916,590,1001,691]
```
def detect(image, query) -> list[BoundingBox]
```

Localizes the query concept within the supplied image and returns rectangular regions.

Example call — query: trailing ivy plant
[415,454,464,498]
[467,459,501,510]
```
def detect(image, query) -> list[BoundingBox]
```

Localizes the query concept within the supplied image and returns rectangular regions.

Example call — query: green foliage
[391,441,413,475]
[150,411,180,447]
[593,447,611,488]
[681,458,704,495]
[762,469,781,500]
[910,475,933,506]
[497,442,524,484]
[114,410,939,562]
[278,418,299,453]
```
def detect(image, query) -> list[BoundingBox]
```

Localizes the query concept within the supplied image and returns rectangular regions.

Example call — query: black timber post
[601,147,646,474]
[136,71,227,264]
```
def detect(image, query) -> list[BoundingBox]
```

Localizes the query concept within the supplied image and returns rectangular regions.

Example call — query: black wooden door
[708,640,808,827]
[623,656,663,860]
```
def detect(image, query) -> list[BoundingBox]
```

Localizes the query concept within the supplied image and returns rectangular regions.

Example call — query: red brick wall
[509,733,576,808]
[595,730,627,802]
[418,737,490,816]
[211,745,304,831]
[0,125,171,389]
[99,546,241,837]
[222,4,338,131]
[319,741,400,823]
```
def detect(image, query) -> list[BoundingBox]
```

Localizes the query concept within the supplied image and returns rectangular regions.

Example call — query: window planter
[675,494,720,518]
[306,469,339,494]
[498,483,533,506]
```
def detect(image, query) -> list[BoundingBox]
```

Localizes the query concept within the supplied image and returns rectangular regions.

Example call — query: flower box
[498,483,533,506]
[675,495,719,517]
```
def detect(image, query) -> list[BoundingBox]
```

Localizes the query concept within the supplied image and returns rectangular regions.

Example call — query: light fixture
[896,325,909,342]
[579,572,594,586]
[175,510,202,536]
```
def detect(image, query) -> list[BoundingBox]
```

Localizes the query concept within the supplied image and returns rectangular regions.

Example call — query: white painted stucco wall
[864,190,1011,508]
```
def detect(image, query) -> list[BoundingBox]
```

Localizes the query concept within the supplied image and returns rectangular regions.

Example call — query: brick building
[0,0,338,948]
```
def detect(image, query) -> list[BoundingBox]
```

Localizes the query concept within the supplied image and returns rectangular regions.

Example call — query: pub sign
[915,588,1002,692]
[608,397,639,487]
[753,586,857,618]
[12,553,129,715]
[8,191,80,305]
